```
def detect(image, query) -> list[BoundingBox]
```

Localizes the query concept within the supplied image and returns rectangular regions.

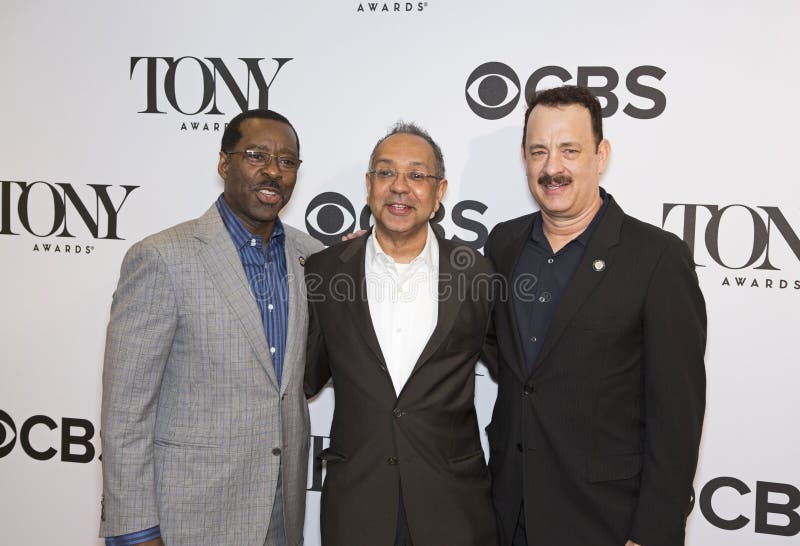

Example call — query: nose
[261,155,282,177]
[543,152,564,176]
[390,172,411,193]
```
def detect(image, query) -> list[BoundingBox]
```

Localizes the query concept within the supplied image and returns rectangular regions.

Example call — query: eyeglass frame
[366,168,443,183]
[225,149,303,171]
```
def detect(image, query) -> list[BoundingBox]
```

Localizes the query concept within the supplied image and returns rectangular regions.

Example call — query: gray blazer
[100,204,322,546]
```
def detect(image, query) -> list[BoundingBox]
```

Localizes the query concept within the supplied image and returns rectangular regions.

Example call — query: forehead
[237,118,297,151]
[526,104,593,142]
[373,133,436,166]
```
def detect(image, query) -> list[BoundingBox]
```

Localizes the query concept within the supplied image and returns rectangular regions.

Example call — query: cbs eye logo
[305,192,364,246]
[465,61,667,120]
[0,409,17,457]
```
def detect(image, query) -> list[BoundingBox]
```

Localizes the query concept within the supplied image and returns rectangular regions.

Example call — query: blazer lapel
[194,205,279,391]
[278,234,310,396]
[531,199,624,376]
[499,216,534,382]
[337,235,387,369]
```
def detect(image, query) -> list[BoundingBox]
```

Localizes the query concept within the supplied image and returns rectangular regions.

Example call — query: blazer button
[523,386,533,395]
[392,408,404,418]
[387,456,398,465]
[272,447,282,456]
[516,443,523,452]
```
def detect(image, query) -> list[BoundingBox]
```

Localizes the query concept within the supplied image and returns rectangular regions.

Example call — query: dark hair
[221,109,300,155]
[369,121,445,179]
[522,85,603,148]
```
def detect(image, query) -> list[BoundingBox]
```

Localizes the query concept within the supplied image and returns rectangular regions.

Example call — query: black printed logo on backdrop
[131,57,292,132]
[305,192,489,249]
[0,409,97,463]
[466,62,666,120]
[357,2,428,13]
[663,203,800,290]
[0,181,139,254]
[693,476,800,537]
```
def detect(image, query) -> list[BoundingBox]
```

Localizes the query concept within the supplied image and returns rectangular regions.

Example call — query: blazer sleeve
[304,264,331,398]
[99,239,178,537]
[629,237,707,546]
[479,227,500,379]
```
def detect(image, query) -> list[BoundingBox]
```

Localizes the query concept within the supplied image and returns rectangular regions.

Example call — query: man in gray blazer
[100,109,322,546]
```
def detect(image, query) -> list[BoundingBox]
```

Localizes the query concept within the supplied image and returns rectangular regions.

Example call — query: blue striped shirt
[106,196,289,545]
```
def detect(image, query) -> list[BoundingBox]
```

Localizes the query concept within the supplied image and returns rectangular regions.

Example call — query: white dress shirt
[365,227,439,395]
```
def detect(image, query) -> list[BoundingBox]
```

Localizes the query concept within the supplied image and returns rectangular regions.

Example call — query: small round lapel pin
[592,259,605,272]
[299,256,306,267]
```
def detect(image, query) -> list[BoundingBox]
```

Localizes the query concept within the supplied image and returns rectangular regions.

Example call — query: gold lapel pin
[592,259,605,272]
[299,256,306,267]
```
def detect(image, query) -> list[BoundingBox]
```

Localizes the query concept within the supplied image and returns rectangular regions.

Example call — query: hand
[625,541,641,546]
[341,229,367,241]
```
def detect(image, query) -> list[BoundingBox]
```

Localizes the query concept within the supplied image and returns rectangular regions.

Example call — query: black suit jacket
[483,197,706,546]
[305,231,498,546]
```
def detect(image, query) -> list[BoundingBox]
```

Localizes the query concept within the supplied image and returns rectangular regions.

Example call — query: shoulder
[304,236,361,273]
[282,221,325,256]
[438,237,494,276]
[619,212,688,257]
[123,216,201,265]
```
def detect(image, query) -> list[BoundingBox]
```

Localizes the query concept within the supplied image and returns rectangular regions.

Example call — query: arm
[479,229,500,379]
[304,270,331,398]
[100,240,178,537]
[628,238,707,546]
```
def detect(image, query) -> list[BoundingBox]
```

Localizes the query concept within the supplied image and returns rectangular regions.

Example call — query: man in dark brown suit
[305,122,497,546]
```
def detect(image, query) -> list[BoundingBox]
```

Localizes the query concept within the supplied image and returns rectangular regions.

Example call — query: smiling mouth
[387,203,413,214]
[255,187,282,204]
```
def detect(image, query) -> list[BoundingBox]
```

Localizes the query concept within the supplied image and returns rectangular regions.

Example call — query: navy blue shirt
[513,188,610,373]
[106,196,290,546]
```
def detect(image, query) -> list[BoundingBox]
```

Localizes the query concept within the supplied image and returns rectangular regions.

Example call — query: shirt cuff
[105,525,161,545]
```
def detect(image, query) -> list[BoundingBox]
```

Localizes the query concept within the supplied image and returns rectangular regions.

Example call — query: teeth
[259,189,276,196]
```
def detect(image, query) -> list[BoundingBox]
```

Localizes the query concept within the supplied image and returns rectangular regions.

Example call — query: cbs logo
[465,61,666,120]
[305,192,490,249]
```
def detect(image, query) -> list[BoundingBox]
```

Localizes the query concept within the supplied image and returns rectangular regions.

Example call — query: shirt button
[539,292,552,303]
[272,447,281,456]
[530,336,537,343]
[270,347,276,354]
[387,456,398,465]
[547,258,554,264]
[268,304,274,311]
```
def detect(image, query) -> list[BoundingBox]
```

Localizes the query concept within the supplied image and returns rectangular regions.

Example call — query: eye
[305,191,357,246]
[407,171,427,181]
[465,61,521,120]
[0,410,17,457]
[529,150,547,158]
[278,156,298,168]
[563,149,579,157]
[375,169,396,179]
[245,150,266,162]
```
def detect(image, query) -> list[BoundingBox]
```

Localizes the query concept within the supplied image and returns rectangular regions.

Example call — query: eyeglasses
[367,168,442,183]
[226,150,302,171]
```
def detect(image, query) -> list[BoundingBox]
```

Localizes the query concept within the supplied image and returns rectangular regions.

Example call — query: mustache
[538,173,572,186]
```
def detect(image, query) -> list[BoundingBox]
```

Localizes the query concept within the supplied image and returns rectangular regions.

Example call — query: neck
[374,224,428,264]
[540,194,602,252]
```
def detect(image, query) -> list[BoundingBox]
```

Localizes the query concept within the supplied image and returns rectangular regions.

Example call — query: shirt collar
[367,223,438,270]
[216,193,285,250]
[531,187,610,249]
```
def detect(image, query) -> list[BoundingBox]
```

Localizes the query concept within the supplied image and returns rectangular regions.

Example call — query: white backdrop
[1,1,798,544]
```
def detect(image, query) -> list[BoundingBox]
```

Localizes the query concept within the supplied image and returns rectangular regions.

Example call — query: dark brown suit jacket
[305,231,498,546]
[483,197,706,546]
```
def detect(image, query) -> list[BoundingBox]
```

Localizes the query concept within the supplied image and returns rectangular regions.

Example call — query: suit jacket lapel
[194,205,279,391]
[499,216,534,382]
[531,199,624,376]
[279,234,309,396]
[337,235,387,368]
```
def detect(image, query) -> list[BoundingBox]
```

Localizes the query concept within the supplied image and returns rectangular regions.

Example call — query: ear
[597,139,611,174]
[433,178,448,212]
[218,151,230,180]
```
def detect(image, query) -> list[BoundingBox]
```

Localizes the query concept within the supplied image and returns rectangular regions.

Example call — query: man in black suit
[305,122,497,546]
[484,85,706,546]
